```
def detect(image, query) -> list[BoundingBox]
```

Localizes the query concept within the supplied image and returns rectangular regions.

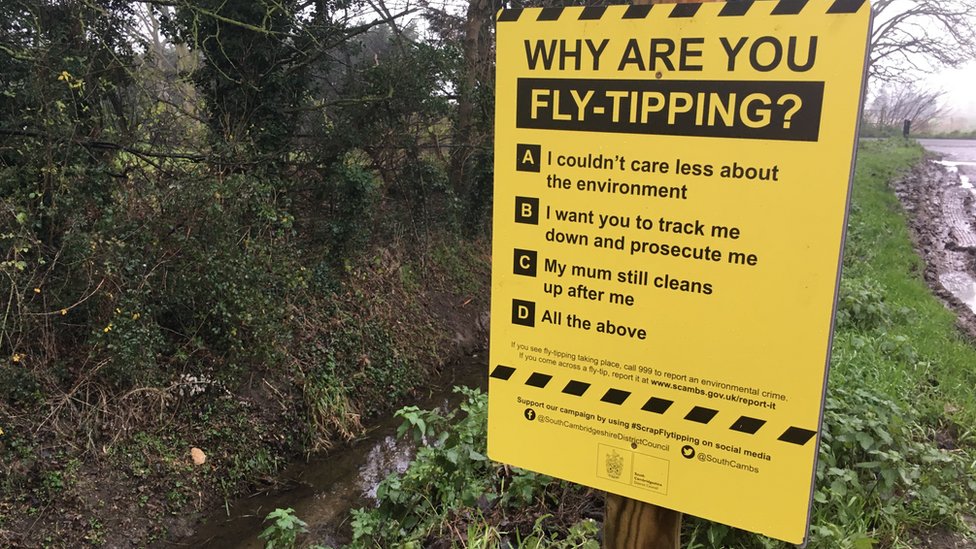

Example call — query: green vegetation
[260,508,311,549]
[312,140,975,548]
[840,139,976,426]
[343,388,599,549]
[0,2,491,545]
[1,1,973,546]
[914,130,976,140]
[860,123,976,140]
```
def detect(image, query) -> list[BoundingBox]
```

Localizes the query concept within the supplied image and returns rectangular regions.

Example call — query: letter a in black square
[513,249,537,277]
[515,196,539,225]
[516,144,541,172]
[512,299,536,327]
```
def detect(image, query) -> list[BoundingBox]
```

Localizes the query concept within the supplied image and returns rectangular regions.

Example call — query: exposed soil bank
[891,154,976,338]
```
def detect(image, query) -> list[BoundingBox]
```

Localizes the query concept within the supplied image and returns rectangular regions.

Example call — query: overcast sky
[931,60,976,124]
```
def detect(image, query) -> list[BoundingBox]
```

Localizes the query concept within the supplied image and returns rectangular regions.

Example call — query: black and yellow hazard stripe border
[497,0,867,23]
[490,364,818,446]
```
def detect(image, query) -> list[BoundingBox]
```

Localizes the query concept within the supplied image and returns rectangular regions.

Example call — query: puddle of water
[932,160,976,195]
[169,355,488,549]
[933,160,976,169]
[939,271,976,313]
[934,160,960,174]
[357,435,415,499]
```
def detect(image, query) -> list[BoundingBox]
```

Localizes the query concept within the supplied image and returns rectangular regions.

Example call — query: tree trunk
[449,0,494,198]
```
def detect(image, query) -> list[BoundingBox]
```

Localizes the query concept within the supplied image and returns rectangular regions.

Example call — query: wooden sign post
[604,493,681,548]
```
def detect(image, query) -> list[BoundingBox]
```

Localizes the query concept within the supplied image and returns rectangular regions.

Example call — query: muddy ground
[891,156,976,341]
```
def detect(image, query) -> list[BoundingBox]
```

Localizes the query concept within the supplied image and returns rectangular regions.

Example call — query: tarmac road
[918,138,976,187]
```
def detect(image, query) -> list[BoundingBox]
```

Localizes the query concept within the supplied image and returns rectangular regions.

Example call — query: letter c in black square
[513,249,537,277]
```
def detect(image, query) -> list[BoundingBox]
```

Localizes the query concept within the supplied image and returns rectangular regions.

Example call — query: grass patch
[840,140,976,425]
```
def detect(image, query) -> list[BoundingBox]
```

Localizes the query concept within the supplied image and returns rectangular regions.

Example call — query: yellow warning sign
[488,0,871,544]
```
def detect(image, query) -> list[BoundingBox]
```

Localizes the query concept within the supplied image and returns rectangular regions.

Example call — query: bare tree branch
[864,83,948,131]
[869,0,976,83]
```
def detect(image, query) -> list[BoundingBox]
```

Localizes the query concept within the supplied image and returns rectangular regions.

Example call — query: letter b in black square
[516,144,541,172]
[512,299,536,327]
[513,249,537,277]
[515,196,539,225]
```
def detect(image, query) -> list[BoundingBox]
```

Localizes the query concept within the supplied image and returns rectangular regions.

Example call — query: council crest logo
[605,449,624,479]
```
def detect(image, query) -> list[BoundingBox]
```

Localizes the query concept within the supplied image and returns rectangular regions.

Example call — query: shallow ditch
[167,354,488,548]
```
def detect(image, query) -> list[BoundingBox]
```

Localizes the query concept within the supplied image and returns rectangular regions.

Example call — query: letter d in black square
[516,144,541,172]
[512,299,536,327]
[513,249,537,277]
[515,196,539,225]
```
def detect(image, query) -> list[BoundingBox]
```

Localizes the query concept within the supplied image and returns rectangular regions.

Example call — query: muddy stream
[167,354,488,548]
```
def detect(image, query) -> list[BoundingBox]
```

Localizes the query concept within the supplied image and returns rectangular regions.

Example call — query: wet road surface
[919,138,976,188]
